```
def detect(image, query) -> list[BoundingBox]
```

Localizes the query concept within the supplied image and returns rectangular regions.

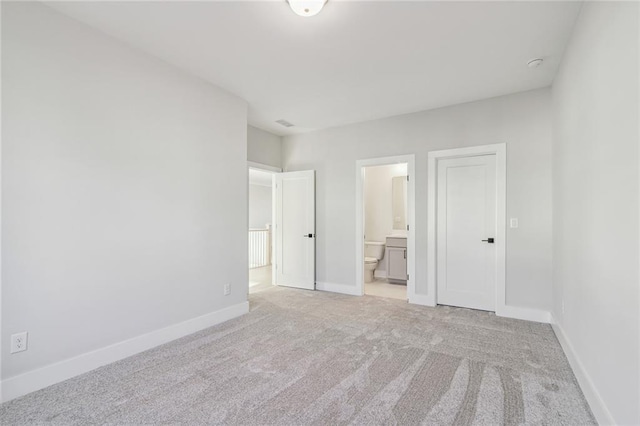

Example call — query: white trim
[427,143,507,311]
[409,296,550,323]
[0,301,249,403]
[550,315,615,425]
[355,155,416,303]
[497,306,551,323]
[315,282,361,296]
[408,294,432,306]
[247,161,282,173]
[272,174,277,286]
[0,3,4,403]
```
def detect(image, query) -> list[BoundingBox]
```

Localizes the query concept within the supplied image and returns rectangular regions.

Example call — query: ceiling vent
[275,119,295,128]
[527,58,544,68]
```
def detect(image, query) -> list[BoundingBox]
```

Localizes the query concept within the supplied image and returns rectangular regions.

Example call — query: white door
[275,170,315,290]
[437,155,496,311]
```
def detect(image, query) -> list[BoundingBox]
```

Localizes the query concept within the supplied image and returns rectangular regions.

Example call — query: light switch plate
[510,218,519,228]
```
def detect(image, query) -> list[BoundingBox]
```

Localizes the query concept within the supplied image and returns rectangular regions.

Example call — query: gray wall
[283,88,553,311]
[248,125,282,169]
[551,2,639,424]
[2,3,248,379]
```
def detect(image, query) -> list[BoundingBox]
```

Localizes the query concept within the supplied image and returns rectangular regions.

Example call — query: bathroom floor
[365,278,407,300]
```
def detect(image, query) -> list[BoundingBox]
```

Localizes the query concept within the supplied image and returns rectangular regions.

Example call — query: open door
[274,170,315,290]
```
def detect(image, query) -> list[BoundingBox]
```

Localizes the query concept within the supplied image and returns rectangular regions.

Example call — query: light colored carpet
[1,287,595,425]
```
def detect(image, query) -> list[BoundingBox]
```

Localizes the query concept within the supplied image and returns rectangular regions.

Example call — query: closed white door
[275,170,315,290]
[437,155,496,311]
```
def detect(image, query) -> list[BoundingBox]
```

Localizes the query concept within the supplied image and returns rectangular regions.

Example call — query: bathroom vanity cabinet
[386,236,407,283]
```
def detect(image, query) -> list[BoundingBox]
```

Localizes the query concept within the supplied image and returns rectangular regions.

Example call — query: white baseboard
[1,301,249,403]
[407,297,550,323]
[550,315,615,425]
[316,282,361,296]
[497,305,551,323]
[409,293,435,306]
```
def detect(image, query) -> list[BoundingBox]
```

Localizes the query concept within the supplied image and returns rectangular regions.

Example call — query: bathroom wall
[364,164,407,273]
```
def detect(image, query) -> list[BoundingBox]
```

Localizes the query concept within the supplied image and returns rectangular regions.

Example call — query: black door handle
[303,234,315,238]
[481,238,495,243]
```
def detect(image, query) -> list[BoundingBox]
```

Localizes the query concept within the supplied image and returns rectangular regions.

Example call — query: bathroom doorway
[355,155,416,302]
[247,162,280,294]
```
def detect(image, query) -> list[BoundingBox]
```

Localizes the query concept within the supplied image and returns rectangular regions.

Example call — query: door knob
[481,238,495,243]
[303,234,315,238]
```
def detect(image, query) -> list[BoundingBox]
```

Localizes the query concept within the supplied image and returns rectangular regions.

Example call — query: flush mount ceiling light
[287,0,328,17]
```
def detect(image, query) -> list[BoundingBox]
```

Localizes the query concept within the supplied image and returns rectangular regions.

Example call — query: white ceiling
[46,1,582,136]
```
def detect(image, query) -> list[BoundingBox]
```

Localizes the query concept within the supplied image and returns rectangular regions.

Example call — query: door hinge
[407,274,409,280]
[407,224,409,231]
[407,175,409,182]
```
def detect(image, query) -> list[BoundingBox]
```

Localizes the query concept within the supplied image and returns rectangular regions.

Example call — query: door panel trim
[427,143,506,316]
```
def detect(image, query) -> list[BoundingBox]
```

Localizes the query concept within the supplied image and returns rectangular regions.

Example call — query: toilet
[364,241,386,283]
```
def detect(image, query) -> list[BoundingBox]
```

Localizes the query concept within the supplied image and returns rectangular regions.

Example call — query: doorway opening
[248,162,279,294]
[356,155,416,302]
[248,163,316,294]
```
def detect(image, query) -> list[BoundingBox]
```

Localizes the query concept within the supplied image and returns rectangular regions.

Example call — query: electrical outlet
[11,332,28,354]
[224,283,231,296]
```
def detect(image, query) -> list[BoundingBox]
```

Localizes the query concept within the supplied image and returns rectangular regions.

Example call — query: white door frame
[355,155,416,302]
[248,161,282,173]
[427,143,507,314]
[247,161,282,287]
